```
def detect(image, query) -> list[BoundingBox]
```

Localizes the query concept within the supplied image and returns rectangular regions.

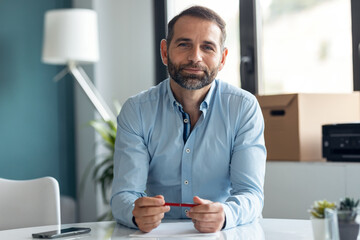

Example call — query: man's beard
[167,56,219,90]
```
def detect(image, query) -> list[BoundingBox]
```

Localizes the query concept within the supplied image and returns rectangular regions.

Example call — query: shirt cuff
[221,217,226,230]
[221,203,236,230]
[132,216,138,227]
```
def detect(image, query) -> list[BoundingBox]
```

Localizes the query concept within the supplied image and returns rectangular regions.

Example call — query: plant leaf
[89,120,116,148]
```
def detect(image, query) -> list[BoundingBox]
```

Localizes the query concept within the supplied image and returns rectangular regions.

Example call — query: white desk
[0,218,313,240]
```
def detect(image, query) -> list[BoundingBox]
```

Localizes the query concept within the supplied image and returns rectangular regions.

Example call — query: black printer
[322,123,360,162]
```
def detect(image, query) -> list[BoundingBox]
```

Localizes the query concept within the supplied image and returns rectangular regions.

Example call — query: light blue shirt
[111,78,266,229]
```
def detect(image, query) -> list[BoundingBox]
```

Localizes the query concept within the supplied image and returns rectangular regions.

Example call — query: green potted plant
[81,103,120,221]
[337,197,359,240]
[80,119,116,220]
[309,200,336,240]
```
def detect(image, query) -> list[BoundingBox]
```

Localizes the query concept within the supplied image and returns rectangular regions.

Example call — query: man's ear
[160,39,168,66]
[218,47,228,71]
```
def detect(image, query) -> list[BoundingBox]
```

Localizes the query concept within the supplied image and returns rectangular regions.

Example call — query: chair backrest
[0,177,61,230]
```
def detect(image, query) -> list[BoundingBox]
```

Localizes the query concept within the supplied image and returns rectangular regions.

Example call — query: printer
[322,123,360,162]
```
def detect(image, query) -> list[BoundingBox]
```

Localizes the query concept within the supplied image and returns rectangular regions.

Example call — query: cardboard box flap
[256,94,297,108]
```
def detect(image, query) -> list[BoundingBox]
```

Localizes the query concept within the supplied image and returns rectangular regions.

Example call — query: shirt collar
[201,79,216,111]
[166,78,180,109]
[167,78,217,114]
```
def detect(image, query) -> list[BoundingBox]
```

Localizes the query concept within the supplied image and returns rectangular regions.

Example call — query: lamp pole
[67,62,116,122]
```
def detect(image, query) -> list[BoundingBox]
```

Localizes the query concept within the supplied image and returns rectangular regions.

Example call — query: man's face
[164,16,227,90]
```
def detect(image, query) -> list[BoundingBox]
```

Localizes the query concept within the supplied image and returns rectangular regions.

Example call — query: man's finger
[190,202,223,213]
[194,223,220,233]
[192,214,225,233]
[133,205,170,217]
[138,220,162,233]
[193,196,212,205]
[135,195,165,207]
[188,212,219,222]
[136,213,165,224]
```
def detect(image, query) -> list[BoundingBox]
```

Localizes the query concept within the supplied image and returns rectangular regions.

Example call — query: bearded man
[111,5,266,233]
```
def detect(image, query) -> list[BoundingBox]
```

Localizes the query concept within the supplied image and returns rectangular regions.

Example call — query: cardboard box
[256,93,360,161]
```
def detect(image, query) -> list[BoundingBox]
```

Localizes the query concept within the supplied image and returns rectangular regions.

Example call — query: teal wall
[0,0,76,198]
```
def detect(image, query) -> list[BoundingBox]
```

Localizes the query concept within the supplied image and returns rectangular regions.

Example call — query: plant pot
[337,210,357,222]
[337,209,360,240]
[311,218,329,240]
[338,221,359,240]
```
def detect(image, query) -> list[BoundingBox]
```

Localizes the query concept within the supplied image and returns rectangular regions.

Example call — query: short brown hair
[166,6,226,49]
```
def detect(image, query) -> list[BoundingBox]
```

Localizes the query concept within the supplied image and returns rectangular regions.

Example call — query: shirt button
[184,119,189,123]
[184,180,189,185]
[185,149,190,153]
[185,209,189,214]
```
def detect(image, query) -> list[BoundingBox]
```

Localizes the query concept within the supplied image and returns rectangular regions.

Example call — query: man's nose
[187,46,202,63]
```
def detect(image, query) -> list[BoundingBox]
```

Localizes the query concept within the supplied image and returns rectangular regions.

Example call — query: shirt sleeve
[110,99,149,228]
[222,96,266,229]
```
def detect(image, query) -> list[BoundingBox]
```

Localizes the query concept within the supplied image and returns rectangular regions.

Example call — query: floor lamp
[42,9,116,122]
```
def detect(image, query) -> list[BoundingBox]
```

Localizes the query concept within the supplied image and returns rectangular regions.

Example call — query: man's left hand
[186,196,225,233]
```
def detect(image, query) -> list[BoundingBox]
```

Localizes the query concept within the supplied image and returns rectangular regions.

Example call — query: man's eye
[178,43,188,47]
[203,45,214,51]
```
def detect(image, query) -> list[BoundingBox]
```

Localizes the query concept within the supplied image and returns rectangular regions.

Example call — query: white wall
[73,0,155,222]
[94,0,155,106]
[72,0,98,223]
[263,162,360,219]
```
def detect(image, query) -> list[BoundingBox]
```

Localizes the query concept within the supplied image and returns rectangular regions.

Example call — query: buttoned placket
[175,100,209,218]
[181,133,195,217]
[174,102,194,217]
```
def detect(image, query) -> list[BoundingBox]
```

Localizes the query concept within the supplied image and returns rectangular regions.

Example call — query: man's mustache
[179,63,207,71]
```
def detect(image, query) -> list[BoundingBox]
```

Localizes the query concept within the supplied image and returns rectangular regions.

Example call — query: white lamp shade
[42,9,99,64]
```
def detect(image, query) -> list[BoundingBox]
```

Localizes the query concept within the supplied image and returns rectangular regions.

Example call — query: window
[166,0,240,87]
[259,0,353,94]
[158,1,360,93]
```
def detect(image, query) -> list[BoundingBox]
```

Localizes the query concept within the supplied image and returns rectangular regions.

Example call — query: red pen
[164,202,198,207]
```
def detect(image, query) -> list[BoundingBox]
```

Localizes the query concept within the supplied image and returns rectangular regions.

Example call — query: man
[111,6,266,233]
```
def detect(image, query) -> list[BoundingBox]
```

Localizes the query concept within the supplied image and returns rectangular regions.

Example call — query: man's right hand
[132,195,170,232]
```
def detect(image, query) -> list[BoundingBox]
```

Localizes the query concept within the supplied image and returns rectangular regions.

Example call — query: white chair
[0,177,61,230]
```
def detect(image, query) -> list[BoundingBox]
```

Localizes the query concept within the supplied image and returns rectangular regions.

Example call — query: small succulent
[339,197,359,211]
[337,197,359,222]
[310,200,336,219]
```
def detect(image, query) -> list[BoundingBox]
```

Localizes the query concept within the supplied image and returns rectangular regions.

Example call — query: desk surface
[0,218,313,240]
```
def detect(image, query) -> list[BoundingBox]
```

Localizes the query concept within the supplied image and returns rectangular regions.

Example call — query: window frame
[239,0,259,94]
[351,0,360,91]
[153,0,168,85]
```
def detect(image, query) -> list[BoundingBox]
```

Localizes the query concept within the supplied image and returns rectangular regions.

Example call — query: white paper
[129,222,220,238]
